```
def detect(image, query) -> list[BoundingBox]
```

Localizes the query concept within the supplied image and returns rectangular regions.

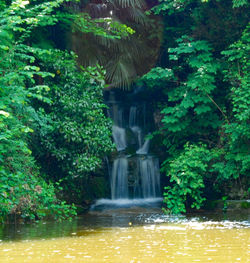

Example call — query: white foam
[93,198,163,207]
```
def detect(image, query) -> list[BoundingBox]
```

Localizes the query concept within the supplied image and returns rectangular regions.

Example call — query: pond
[0,206,249,263]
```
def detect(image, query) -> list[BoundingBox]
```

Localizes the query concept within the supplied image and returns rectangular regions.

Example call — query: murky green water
[0,209,249,262]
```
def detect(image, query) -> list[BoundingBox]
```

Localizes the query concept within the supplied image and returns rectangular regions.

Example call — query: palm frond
[71,0,162,90]
[105,55,136,88]
[124,7,147,25]
[108,0,146,9]
[86,3,110,18]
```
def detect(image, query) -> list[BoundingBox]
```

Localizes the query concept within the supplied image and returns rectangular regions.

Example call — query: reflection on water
[0,209,249,262]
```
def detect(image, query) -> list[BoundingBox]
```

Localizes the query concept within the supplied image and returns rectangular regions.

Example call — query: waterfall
[136,138,150,155]
[131,126,143,148]
[139,157,161,198]
[108,92,161,201]
[129,106,137,127]
[129,106,143,148]
[111,158,128,199]
[112,125,127,151]
[108,103,124,127]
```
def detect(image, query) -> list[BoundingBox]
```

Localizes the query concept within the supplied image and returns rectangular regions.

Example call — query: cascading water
[131,126,143,148]
[112,126,127,151]
[129,106,143,148]
[136,139,150,155]
[139,156,161,198]
[90,91,162,211]
[129,106,137,127]
[111,157,128,199]
[108,92,161,201]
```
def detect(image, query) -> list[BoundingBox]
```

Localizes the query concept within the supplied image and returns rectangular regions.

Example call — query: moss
[75,205,87,214]
[203,200,218,210]
[240,201,250,209]
[90,177,109,199]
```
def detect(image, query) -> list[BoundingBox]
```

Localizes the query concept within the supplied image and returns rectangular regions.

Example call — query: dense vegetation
[142,0,250,213]
[0,0,131,222]
[0,0,249,221]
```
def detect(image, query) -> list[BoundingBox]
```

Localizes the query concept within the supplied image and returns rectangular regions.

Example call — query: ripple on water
[0,211,249,263]
[143,213,250,230]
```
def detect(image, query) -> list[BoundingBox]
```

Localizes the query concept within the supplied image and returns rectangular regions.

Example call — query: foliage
[163,144,210,214]
[0,168,76,222]
[141,0,249,213]
[220,24,250,179]
[1,0,249,219]
[0,0,73,221]
[0,0,121,221]
[161,36,222,133]
[33,50,114,180]
[140,67,174,89]
[152,0,249,15]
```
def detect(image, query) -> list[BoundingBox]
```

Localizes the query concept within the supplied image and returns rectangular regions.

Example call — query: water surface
[0,208,249,262]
